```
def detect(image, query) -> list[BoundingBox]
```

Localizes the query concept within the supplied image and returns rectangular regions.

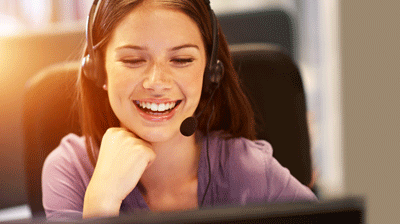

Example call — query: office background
[1,0,399,223]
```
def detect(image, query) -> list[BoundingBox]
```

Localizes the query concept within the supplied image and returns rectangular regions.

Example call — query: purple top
[42,132,317,221]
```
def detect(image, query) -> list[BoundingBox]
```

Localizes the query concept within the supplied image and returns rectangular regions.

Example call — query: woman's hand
[83,127,156,219]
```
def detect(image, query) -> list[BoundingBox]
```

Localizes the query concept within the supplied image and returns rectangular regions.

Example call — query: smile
[133,100,182,116]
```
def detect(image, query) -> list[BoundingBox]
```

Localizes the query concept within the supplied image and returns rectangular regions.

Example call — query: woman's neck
[139,131,202,194]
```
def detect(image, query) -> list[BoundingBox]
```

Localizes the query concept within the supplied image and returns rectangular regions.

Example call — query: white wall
[211,0,296,15]
[314,1,344,199]
[340,1,400,223]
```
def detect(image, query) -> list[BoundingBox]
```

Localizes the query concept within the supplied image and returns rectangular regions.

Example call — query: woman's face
[104,3,207,143]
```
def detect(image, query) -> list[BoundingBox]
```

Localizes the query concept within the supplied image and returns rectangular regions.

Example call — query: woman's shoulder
[206,131,317,204]
[44,133,91,169]
[202,131,274,189]
[43,133,94,193]
[207,131,274,171]
[48,133,85,153]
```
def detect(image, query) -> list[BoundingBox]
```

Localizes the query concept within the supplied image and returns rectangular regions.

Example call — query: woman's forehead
[108,3,205,52]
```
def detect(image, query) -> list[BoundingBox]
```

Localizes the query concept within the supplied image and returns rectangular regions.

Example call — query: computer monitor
[75,197,364,224]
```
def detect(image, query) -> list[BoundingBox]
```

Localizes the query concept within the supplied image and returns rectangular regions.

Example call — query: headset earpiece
[203,60,224,95]
[82,53,104,88]
[82,0,104,88]
[81,54,92,78]
[210,60,224,84]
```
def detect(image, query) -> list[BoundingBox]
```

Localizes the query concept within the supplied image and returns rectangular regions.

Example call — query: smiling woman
[41,0,317,221]
[104,3,206,143]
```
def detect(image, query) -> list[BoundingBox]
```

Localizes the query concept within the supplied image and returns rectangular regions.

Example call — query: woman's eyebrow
[115,45,147,51]
[115,44,199,52]
[169,44,199,51]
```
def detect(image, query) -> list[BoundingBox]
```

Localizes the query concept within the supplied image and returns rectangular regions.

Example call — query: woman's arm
[42,129,156,221]
[82,128,156,219]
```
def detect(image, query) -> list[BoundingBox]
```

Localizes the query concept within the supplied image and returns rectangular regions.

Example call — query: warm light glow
[0,40,16,97]
[0,15,24,37]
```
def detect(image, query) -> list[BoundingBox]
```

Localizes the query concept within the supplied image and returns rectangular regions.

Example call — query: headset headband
[85,0,101,57]
[83,0,222,92]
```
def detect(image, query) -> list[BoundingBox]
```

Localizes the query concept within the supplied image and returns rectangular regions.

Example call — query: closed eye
[171,58,194,66]
[121,59,146,67]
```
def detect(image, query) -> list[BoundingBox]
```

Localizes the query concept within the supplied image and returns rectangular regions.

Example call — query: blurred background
[1,0,399,223]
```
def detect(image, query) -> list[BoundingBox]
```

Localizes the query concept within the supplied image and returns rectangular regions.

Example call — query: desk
[0,204,31,222]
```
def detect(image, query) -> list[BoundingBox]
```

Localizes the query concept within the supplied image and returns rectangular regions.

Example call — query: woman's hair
[77,0,256,166]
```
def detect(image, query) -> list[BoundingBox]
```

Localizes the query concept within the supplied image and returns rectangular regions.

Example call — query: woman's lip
[134,100,181,122]
[134,98,178,104]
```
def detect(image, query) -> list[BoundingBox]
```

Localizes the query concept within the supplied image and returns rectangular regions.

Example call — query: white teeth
[151,103,158,111]
[136,101,178,112]
[158,103,166,111]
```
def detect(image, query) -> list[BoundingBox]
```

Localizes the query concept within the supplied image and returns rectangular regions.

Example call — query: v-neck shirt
[42,132,317,221]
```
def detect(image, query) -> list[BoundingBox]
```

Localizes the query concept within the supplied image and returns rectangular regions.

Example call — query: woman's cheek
[184,73,203,98]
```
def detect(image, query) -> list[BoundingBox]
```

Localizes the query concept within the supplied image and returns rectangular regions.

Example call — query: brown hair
[77,0,256,166]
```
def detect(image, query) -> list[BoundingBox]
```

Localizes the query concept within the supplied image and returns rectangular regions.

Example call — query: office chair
[230,43,312,187]
[23,62,82,218]
[218,10,296,58]
[23,43,312,217]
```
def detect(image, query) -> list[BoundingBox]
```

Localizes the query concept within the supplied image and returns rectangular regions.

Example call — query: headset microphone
[180,99,211,137]
[180,117,197,137]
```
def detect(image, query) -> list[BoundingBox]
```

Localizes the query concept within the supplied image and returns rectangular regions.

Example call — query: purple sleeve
[41,134,93,221]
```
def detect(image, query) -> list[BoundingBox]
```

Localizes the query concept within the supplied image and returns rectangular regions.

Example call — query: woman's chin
[138,128,182,144]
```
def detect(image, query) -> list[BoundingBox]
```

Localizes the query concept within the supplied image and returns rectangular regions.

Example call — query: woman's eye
[121,59,146,66]
[171,58,194,65]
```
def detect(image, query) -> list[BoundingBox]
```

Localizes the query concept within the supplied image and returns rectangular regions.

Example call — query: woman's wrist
[83,180,122,219]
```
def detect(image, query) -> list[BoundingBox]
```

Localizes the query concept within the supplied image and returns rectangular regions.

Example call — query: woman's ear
[103,84,108,91]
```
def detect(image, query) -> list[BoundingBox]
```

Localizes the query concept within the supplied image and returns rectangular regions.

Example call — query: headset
[82,0,224,96]
[81,0,223,208]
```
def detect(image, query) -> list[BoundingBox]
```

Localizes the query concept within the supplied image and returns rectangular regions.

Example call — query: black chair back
[23,62,81,217]
[231,43,312,187]
[218,10,296,58]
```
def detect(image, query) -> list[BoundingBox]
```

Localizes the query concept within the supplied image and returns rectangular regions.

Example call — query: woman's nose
[142,63,172,92]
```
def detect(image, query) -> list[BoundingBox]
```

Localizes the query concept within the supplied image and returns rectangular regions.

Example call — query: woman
[42,0,317,221]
